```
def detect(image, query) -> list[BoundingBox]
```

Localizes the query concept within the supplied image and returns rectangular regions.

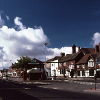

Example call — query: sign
[31,59,36,63]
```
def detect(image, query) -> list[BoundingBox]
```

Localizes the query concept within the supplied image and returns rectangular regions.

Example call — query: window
[63,62,66,66]
[60,69,63,74]
[82,64,85,68]
[88,59,94,67]
[89,69,94,76]
[82,70,85,76]
[60,69,66,74]
[77,65,79,69]
[77,71,80,76]
[69,62,74,70]
[59,63,62,67]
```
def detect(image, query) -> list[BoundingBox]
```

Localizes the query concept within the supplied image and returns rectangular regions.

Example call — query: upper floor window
[59,63,62,67]
[69,62,74,70]
[63,62,66,66]
[82,64,85,68]
[88,59,94,67]
[77,65,79,69]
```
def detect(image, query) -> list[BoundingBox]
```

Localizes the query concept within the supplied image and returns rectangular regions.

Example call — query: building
[8,58,44,80]
[58,43,100,78]
[45,53,65,78]
[59,45,84,78]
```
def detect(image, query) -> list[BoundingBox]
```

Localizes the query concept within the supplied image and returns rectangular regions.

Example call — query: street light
[43,43,48,78]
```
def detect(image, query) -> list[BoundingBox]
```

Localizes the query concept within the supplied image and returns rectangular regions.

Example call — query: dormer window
[88,59,94,67]
[77,65,79,69]
[82,64,85,68]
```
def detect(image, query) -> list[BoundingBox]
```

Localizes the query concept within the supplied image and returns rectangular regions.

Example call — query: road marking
[53,88,58,89]
[24,88,31,89]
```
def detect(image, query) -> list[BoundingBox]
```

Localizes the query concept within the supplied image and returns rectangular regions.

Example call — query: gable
[76,54,90,64]
[81,48,95,54]
[59,51,83,62]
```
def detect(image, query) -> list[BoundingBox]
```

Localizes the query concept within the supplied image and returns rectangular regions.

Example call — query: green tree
[16,56,31,70]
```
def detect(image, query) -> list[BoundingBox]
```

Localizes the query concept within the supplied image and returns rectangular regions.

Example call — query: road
[0,79,100,100]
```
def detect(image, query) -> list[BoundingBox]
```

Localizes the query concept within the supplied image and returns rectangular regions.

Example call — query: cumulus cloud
[0,14,77,69]
[14,17,26,30]
[0,16,53,69]
[46,47,78,60]
[92,32,100,46]
[0,15,4,27]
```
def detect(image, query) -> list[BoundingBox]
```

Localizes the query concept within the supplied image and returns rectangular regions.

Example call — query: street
[0,79,100,100]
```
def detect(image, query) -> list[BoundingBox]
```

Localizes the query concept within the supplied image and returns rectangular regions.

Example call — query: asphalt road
[0,79,100,100]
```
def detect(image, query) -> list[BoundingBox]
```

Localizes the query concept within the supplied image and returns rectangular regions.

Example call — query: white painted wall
[51,60,58,76]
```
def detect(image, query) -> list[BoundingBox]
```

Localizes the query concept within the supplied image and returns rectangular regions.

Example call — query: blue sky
[0,0,100,69]
[1,0,100,47]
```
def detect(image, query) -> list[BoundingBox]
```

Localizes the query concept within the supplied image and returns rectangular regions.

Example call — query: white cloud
[46,47,78,60]
[14,17,26,30]
[92,32,100,46]
[0,16,52,69]
[0,14,78,70]
[0,15,4,27]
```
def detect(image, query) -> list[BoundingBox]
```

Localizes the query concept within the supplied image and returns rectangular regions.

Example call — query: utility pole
[43,43,48,78]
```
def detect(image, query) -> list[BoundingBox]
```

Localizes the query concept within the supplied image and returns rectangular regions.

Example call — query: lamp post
[43,43,48,78]
[95,58,97,90]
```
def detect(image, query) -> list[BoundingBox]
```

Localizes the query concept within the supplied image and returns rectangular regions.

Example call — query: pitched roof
[81,48,95,54]
[76,54,90,64]
[53,56,62,60]
[90,52,100,60]
[76,52,100,64]
[47,56,62,62]
[59,51,81,62]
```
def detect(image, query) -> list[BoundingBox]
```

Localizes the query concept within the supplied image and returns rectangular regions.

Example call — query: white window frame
[82,64,85,68]
[69,62,74,71]
[77,65,79,69]
[63,62,66,66]
[88,59,94,67]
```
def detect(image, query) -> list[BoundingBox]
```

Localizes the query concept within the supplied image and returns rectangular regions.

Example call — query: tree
[16,56,31,70]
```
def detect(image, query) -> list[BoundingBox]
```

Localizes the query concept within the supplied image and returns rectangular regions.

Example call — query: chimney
[99,43,100,52]
[60,52,65,57]
[72,44,76,54]
[95,45,99,53]
[78,46,80,52]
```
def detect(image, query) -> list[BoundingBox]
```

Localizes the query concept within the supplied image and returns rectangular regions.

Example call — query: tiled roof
[90,52,100,60]
[59,51,81,62]
[47,56,61,62]
[53,56,62,60]
[76,54,90,64]
[81,48,95,54]
[76,52,100,64]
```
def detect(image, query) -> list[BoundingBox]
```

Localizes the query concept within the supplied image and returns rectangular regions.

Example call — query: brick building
[58,43,100,78]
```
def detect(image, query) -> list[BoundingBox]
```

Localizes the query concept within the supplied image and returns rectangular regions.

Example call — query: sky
[0,0,100,69]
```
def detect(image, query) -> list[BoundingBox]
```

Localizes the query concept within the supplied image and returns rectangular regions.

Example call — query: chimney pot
[78,46,80,52]
[95,45,99,53]
[72,44,76,54]
[60,52,65,57]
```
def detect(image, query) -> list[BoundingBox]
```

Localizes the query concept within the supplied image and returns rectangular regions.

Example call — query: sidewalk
[84,89,100,94]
